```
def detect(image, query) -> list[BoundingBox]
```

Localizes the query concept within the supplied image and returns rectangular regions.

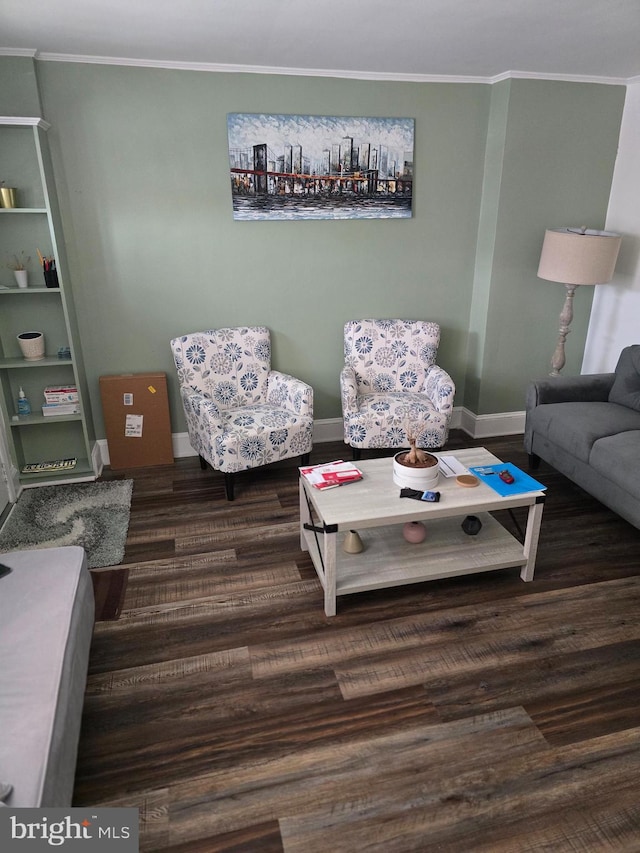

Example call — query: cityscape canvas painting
[227,113,414,221]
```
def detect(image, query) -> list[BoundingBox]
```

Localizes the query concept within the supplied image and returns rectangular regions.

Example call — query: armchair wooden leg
[199,455,207,471]
[301,453,310,466]
[529,453,541,470]
[224,473,235,501]
[352,447,361,461]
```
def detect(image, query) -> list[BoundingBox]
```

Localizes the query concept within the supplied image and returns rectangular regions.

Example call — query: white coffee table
[299,447,545,616]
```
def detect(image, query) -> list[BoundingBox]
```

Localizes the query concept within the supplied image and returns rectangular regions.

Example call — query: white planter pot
[17,331,45,361]
[393,450,440,491]
[13,270,28,289]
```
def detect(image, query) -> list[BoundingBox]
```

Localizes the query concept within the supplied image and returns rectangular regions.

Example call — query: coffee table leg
[299,479,337,615]
[324,530,337,617]
[520,500,544,581]
[299,479,310,551]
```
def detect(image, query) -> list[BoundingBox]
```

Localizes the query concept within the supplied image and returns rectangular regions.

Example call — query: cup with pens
[37,249,59,288]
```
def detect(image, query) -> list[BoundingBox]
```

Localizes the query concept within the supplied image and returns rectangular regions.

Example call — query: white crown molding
[0,115,50,129]
[29,52,496,83]
[0,48,633,85]
[0,48,37,57]
[491,69,629,86]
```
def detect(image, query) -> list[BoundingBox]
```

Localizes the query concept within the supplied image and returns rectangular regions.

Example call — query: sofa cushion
[591,431,640,498]
[609,345,640,412]
[527,401,640,463]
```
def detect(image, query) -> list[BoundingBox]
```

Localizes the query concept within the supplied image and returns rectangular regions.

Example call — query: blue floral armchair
[340,319,455,457]
[171,327,313,499]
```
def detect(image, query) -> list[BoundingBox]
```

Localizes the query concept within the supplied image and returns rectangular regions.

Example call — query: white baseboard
[311,417,344,444]
[457,407,526,439]
[95,438,110,466]
[91,441,104,476]
[96,407,525,467]
[305,409,526,442]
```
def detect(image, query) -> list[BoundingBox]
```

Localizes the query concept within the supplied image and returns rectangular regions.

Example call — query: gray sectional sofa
[525,344,640,531]
[0,546,94,807]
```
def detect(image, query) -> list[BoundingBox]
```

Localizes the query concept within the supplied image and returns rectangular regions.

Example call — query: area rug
[0,480,133,569]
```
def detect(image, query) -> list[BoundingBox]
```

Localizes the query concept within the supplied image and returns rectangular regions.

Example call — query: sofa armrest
[526,373,615,410]
[266,371,313,417]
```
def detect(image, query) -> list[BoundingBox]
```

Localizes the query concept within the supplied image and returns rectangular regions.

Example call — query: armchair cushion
[344,391,452,450]
[216,402,312,469]
[344,319,441,393]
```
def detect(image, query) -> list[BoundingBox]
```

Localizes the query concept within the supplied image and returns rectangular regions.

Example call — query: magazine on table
[300,460,363,489]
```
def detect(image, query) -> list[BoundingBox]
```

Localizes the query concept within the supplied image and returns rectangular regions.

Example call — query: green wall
[0,56,41,117]
[1,58,626,435]
[469,79,626,413]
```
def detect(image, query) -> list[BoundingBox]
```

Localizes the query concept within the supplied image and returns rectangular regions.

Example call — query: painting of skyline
[227,113,414,221]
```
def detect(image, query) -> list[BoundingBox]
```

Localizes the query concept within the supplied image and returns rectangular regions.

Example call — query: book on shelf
[43,384,78,403]
[22,458,77,473]
[42,402,80,417]
[300,460,363,489]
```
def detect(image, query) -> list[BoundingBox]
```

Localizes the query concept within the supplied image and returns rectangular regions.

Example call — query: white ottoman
[0,546,94,806]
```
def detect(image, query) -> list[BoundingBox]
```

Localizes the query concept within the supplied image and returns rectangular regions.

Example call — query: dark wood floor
[73,432,640,851]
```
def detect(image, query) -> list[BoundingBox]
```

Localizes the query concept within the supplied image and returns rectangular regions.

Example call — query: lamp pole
[550,284,577,376]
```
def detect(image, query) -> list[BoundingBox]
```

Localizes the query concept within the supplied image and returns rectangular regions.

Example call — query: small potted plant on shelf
[6,253,31,289]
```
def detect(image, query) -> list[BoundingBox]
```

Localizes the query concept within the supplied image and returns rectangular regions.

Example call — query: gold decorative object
[0,186,17,208]
[343,530,364,554]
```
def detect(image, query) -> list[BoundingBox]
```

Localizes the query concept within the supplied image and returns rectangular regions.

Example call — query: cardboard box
[99,372,173,469]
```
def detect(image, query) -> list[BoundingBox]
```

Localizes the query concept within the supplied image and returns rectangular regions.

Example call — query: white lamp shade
[537,228,622,285]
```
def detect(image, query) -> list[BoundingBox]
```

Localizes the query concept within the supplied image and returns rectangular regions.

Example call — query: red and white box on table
[300,460,363,489]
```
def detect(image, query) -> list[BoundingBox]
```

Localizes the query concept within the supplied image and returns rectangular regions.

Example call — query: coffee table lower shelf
[302,512,528,614]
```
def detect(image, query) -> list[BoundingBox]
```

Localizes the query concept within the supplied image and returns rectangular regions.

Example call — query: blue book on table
[468,463,546,497]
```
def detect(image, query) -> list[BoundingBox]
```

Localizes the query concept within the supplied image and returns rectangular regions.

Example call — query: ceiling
[1,0,639,83]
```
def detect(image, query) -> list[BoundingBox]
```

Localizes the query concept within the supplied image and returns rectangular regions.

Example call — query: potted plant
[7,253,31,289]
[392,426,440,490]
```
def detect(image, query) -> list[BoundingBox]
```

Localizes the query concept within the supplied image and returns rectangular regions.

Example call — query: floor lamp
[537,227,622,376]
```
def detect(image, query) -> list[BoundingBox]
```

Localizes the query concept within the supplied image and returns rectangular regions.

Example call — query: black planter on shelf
[44,268,59,288]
